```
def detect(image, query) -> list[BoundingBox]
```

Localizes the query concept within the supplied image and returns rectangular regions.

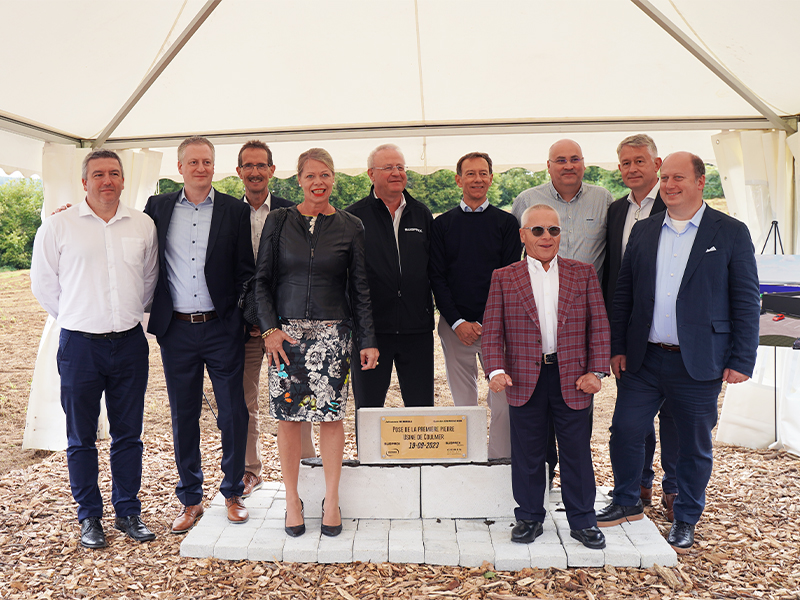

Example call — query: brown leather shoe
[640,485,653,506]
[225,496,249,524]
[242,471,263,499]
[662,492,678,522]
[171,504,204,534]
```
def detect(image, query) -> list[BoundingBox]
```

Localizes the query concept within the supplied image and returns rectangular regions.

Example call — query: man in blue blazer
[145,137,254,532]
[596,152,760,553]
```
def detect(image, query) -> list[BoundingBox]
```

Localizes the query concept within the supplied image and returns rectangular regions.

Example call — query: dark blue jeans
[609,344,721,524]
[57,325,148,522]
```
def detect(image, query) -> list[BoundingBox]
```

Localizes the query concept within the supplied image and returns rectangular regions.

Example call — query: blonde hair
[297,148,335,177]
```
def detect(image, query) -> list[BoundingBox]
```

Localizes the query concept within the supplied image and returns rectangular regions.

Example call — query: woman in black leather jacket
[254,148,378,538]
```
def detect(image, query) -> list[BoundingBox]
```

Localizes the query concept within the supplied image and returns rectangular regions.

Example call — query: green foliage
[406,169,463,214]
[492,168,548,208]
[332,173,372,209]
[268,175,304,205]
[0,179,43,269]
[583,166,628,199]
[157,179,182,194]
[212,176,245,198]
[703,164,725,199]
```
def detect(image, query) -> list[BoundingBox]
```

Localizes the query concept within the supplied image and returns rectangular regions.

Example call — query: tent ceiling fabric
[1,0,798,177]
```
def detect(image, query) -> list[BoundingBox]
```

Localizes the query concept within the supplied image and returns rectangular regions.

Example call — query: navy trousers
[57,325,148,522]
[352,332,434,408]
[609,344,721,524]
[158,318,247,506]
[641,401,679,494]
[509,362,597,531]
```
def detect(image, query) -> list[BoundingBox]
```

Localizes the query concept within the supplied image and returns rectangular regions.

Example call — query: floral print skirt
[268,319,353,422]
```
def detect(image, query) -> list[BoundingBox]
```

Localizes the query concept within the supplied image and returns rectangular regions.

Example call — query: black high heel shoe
[284,499,305,537]
[320,498,342,537]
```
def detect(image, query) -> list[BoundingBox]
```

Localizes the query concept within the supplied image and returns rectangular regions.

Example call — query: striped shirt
[511,181,614,281]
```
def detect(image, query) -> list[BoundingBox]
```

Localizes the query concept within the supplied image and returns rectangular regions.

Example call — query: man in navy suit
[603,134,678,518]
[596,152,760,552]
[234,140,311,499]
[144,136,254,532]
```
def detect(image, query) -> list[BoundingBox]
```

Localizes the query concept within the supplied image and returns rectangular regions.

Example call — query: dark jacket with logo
[345,188,434,335]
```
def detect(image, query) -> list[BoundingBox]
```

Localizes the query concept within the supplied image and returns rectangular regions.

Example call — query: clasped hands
[262,329,379,370]
[489,372,602,394]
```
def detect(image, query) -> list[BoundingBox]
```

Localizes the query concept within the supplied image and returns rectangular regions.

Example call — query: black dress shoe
[596,500,644,527]
[320,498,342,537]
[570,526,606,549]
[667,520,695,553]
[510,520,543,544]
[114,515,156,542]
[80,517,107,549]
[284,499,305,537]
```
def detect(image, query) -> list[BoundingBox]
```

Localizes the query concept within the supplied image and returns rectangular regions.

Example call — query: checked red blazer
[482,257,610,410]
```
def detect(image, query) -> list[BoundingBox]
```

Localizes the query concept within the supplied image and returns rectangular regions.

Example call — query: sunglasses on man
[522,226,561,237]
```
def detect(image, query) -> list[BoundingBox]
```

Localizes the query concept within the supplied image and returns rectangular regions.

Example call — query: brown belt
[651,342,680,352]
[173,311,218,323]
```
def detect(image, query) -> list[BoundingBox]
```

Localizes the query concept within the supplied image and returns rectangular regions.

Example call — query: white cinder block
[637,542,678,568]
[214,527,256,560]
[489,528,531,571]
[389,529,424,564]
[421,464,514,518]
[560,535,606,568]
[282,529,321,563]
[424,539,460,565]
[390,519,422,531]
[357,406,488,465]
[620,516,656,534]
[602,536,641,568]
[180,528,222,558]
[298,464,420,519]
[353,532,389,563]
[317,529,355,564]
[529,543,568,569]
[357,519,390,532]
[248,527,286,561]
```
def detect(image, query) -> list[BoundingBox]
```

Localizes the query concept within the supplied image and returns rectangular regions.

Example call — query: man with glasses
[234,141,314,498]
[346,143,435,409]
[429,152,520,459]
[603,134,676,519]
[511,139,614,485]
[483,204,610,549]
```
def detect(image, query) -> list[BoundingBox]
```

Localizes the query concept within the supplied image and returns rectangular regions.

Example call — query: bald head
[547,139,585,201]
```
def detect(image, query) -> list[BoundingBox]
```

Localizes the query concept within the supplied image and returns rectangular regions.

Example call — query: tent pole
[632,0,796,134]
[92,0,223,148]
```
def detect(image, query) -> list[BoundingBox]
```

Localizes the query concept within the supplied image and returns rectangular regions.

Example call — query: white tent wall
[23,147,162,451]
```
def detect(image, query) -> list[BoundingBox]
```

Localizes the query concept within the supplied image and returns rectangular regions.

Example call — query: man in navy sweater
[429,152,521,458]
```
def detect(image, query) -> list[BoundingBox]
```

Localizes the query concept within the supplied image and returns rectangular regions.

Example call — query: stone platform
[180,482,677,569]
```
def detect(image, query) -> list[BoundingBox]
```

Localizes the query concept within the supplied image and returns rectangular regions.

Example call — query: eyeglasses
[372,165,406,173]
[522,226,561,237]
[240,163,272,172]
[551,157,584,165]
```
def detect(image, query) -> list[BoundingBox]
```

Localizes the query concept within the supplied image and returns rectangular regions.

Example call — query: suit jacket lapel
[556,259,577,334]
[206,197,225,262]
[680,207,721,293]
[511,261,541,331]
[653,191,666,214]
[158,192,179,266]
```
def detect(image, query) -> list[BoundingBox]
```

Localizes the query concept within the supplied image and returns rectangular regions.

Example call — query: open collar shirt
[621,181,660,255]
[165,187,215,313]
[30,199,158,333]
[244,192,272,259]
[649,203,707,345]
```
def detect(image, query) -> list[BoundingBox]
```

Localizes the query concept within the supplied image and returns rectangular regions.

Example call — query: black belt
[543,352,558,364]
[173,311,218,323]
[78,324,140,340]
[650,342,681,352]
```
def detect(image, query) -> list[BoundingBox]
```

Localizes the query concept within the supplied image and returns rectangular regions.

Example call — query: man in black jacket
[145,137,253,532]
[603,134,677,519]
[346,144,435,408]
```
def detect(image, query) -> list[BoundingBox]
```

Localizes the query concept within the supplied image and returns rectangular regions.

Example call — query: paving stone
[490,528,531,571]
[455,519,491,532]
[180,528,222,558]
[529,543,568,569]
[265,500,287,520]
[243,491,277,509]
[260,518,285,529]
[487,518,517,534]
[602,535,641,568]
[358,519,390,532]
[390,519,423,531]
[214,527,256,560]
[389,529,424,564]
[248,527,286,561]
[455,529,492,543]
[353,531,389,563]
[637,541,679,568]
[262,481,283,491]
[421,464,512,518]
[422,518,456,532]
[456,532,495,568]
[424,539,460,565]
[559,531,605,567]
[282,528,321,563]
[317,529,356,564]
[621,516,657,535]
[210,492,225,506]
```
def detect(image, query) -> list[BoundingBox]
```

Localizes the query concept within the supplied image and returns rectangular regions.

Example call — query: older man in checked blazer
[483,203,610,549]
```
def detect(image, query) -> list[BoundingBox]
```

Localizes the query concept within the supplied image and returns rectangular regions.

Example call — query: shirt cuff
[488,369,506,381]
[451,318,466,330]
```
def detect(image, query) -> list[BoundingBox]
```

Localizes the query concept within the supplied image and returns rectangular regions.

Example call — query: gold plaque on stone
[380,415,467,460]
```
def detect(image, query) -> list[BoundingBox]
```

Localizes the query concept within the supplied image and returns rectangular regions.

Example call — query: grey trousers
[437,318,510,459]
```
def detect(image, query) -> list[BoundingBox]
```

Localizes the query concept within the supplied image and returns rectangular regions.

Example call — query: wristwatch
[592,372,607,380]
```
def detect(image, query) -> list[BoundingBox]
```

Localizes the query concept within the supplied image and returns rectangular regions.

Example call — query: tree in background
[703,164,724,199]
[0,179,43,269]
[492,168,549,208]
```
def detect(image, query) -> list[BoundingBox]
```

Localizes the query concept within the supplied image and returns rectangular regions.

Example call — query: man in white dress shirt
[31,149,158,549]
